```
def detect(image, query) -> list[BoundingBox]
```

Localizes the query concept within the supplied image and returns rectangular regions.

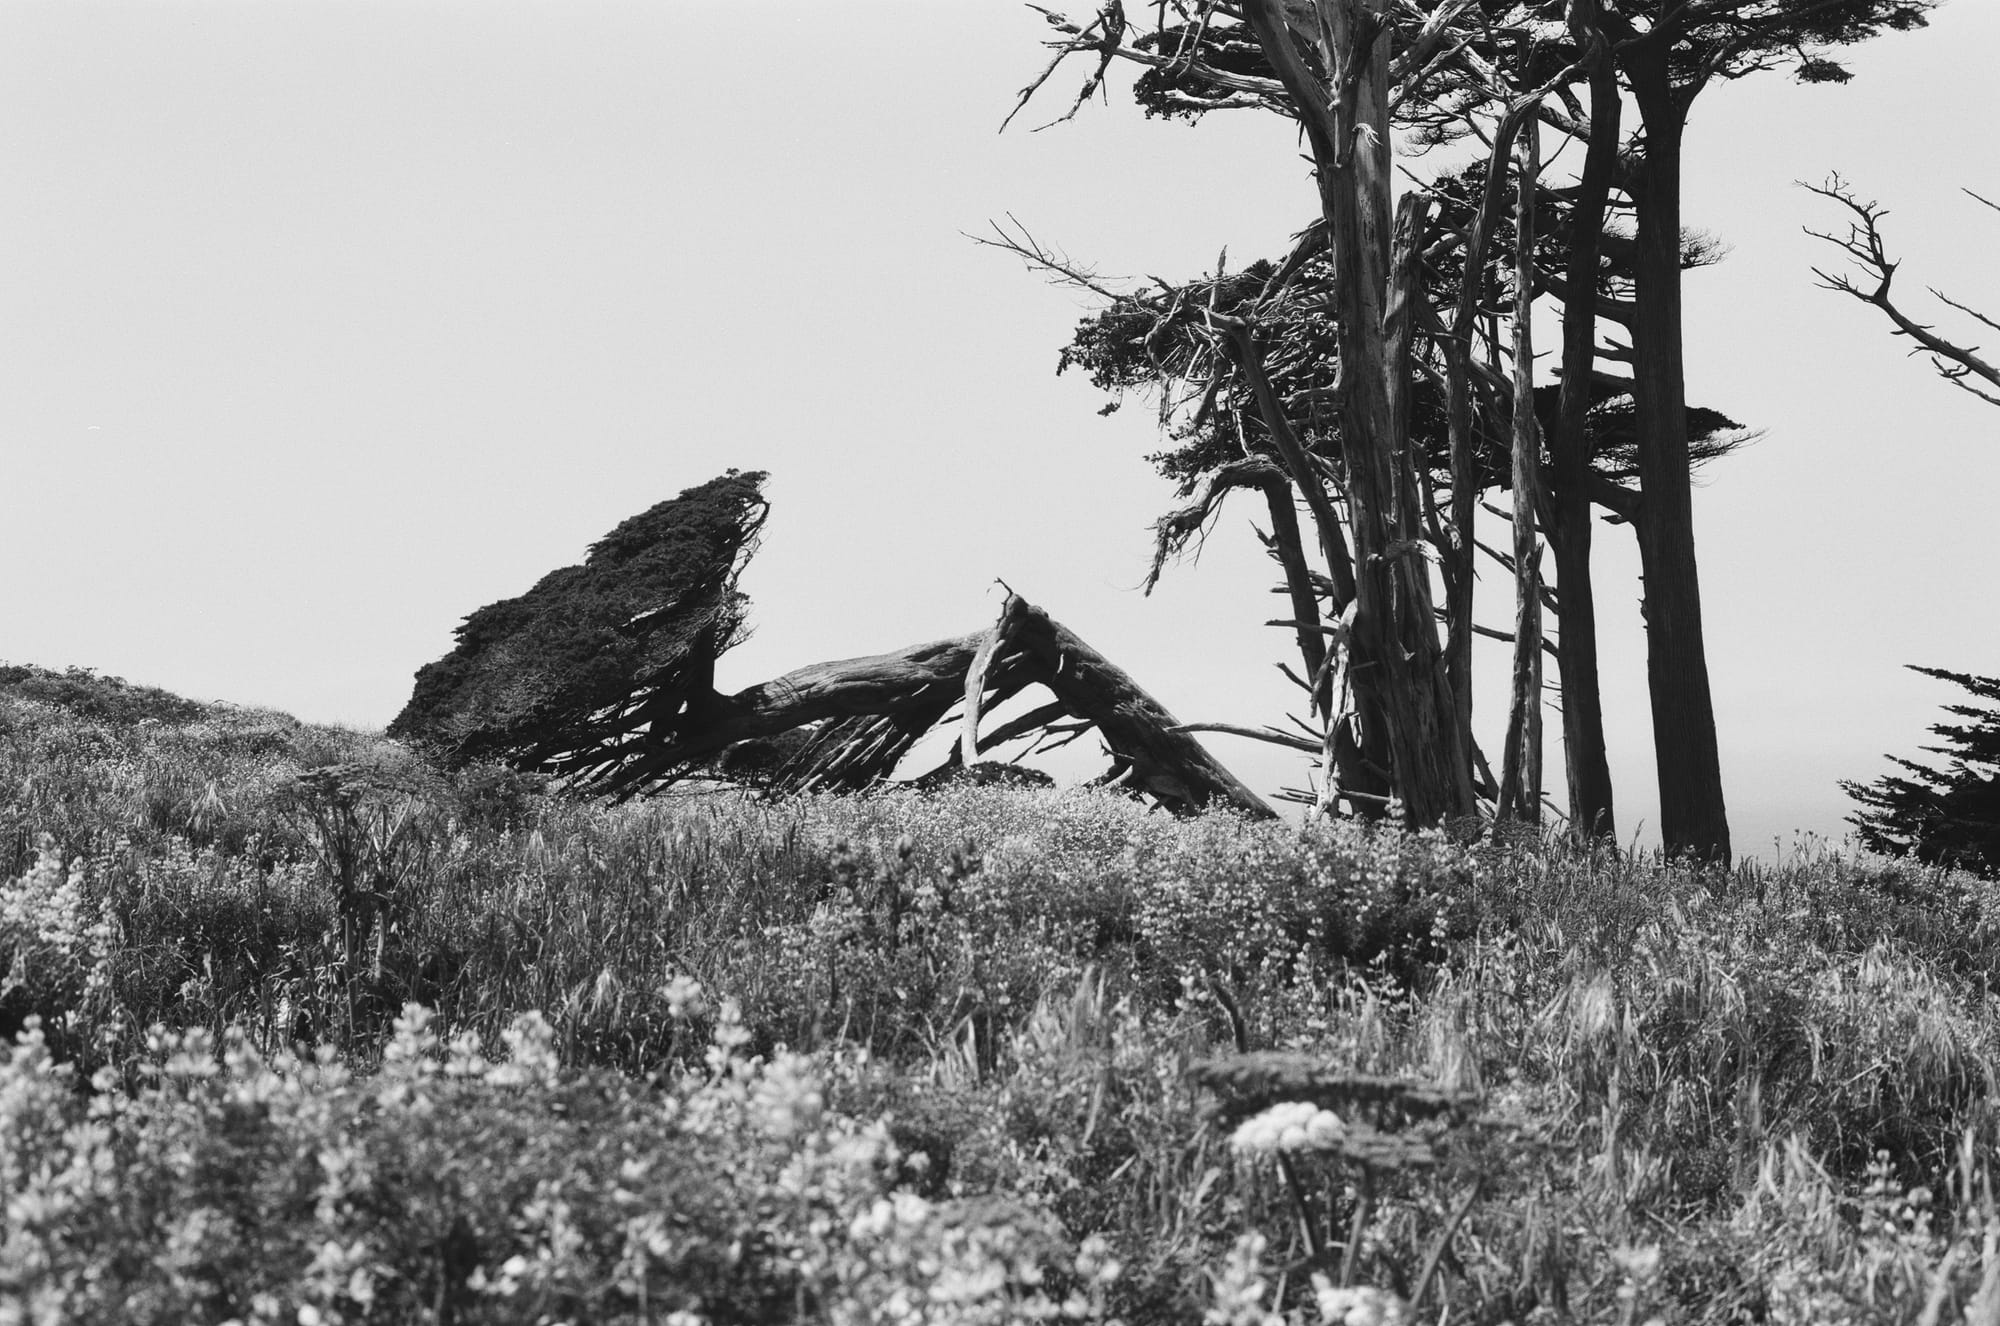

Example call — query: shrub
[1845,665,2000,879]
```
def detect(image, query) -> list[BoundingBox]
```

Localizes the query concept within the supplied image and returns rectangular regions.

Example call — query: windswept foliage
[1846,666,2000,879]
[388,469,770,778]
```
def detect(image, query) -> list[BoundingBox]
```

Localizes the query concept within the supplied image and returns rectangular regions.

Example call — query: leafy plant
[1845,666,2000,879]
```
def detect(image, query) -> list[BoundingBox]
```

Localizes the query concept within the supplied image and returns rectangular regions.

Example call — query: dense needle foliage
[1846,666,2000,879]
[388,470,769,782]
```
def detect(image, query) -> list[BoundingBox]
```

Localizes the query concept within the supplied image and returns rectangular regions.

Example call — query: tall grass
[7,664,2000,1323]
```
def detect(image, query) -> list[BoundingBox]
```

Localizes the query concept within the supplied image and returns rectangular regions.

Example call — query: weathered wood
[578,595,1273,818]
[393,474,1275,817]
[960,621,1004,768]
[984,596,1274,817]
[584,635,984,796]
[1496,119,1545,825]
[1240,0,1473,827]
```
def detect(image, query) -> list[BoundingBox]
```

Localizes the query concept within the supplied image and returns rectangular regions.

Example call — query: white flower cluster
[661,972,706,1020]
[1228,1101,1345,1156]
[752,1049,826,1139]
[1310,1277,1411,1326]
[1203,1231,1282,1326]
[486,1010,561,1088]
[4,988,1120,1326]
[1201,1234,1411,1326]
[0,835,114,1004]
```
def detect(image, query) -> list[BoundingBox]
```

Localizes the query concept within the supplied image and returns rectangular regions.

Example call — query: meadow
[5,663,2000,1325]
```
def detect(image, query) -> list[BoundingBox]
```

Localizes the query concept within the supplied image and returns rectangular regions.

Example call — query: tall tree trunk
[1547,23,1620,839]
[1627,54,1730,864]
[1243,0,1473,828]
[1497,121,1545,824]
[1224,325,1391,815]
[1441,79,1554,821]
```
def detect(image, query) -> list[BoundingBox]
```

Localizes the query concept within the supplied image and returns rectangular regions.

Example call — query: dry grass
[7,666,2000,1322]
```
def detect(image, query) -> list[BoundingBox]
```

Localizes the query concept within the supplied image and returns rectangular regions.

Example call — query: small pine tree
[1844,666,2000,878]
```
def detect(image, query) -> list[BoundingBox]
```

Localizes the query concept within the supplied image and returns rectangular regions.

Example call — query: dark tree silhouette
[391,473,1272,815]
[1845,667,2000,879]
[1016,1,1509,827]
[390,470,771,777]
[1010,1,1820,849]
[1569,0,1933,863]
[1040,172,1746,823]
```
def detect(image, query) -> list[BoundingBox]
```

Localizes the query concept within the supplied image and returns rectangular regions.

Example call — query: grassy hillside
[5,664,2000,1324]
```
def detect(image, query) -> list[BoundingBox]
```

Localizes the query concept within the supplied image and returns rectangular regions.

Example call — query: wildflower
[488,1010,561,1087]
[1609,1243,1662,1282]
[1228,1100,1345,1155]
[1075,1234,1122,1286]
[750,1050,824,1138]
[703,998,754,1075]
[1205,1232,1283,1326]
[1311,1276,1411,1326]
[383,1003,439,1070]
[662,974,706,1020]
[443,1030,488,1077]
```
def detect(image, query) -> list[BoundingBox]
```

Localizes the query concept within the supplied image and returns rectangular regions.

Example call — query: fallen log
[391,473,1273,818]
[586,594,1273,818]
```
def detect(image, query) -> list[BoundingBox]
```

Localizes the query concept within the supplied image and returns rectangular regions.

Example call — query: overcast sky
[3,2,1995,855]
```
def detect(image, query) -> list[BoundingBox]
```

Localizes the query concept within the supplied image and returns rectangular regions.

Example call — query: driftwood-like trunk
[972,596,1275,814]
[592,594,1275,818]
[1241,0,1472,828]
[391,474,1270,818]
[1496,121,1545,825]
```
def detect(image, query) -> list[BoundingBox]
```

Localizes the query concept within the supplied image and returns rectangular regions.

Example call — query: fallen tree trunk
[390,474,1272,819]
[576,593,1275,819]
[973,595,1274,816]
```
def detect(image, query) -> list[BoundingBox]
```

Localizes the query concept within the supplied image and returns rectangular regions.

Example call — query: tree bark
[1220,321,1391,816]
[1497,120,1545,825]
[586,594,1276,818]
[1258,473,1328,697]
[1242,0,1473,828]
[1546,20,1620,839]
[990,595,1275,814]
[1627,52,1731,863]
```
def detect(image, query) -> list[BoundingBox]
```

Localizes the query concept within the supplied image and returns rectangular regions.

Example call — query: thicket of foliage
[1846,666,2000,879]
[10,666,2000,1322]
[387,470,770,781]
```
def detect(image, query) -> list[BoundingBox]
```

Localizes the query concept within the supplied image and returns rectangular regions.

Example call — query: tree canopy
[388,470,770,780]
[1845,667,2000,878]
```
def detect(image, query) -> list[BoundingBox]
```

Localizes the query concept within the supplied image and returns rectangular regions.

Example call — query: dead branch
[1145,456,1288,592]
[1170,722,1322,754]
[1802,174,2000,410]
[971,214,1135,304]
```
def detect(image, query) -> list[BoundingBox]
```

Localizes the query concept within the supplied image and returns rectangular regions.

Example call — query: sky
[2,1,1996,857]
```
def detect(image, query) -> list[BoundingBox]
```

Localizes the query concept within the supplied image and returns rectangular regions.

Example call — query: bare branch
[1001,6,1117,133]
[1470,621,1560,659]
[1169,722,1322,753]
[1145,457,1288,592]
[970,213,1134,303]
[1802,174,2000,410]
